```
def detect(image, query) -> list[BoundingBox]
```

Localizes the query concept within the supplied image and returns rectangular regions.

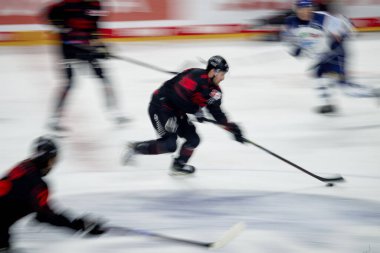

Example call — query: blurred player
[122,56,245,175]
[45,0,127,131]
[251,0,333,41]
[284,0,377,113]
[0,136,106,251]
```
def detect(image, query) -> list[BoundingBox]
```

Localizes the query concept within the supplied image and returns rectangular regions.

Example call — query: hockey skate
[114,115,131,125]
[316,104,337,114]
[121,142,138,165]
[169,159,196,176]
[47,116,69,132]
[108,109,131,125]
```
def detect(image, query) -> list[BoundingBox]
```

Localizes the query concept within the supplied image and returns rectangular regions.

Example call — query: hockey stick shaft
[201,117,344,182]
[71,44,178,75]
[110,54,179,75]
[107,222,245,249]
[242,138,344,182]
[107,226,211,247]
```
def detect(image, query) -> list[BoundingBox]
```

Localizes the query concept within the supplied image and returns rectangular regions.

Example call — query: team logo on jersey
[208,89,222,104]
[299,32,322,38]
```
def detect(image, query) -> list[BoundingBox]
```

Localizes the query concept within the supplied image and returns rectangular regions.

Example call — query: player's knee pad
[163,135,178,153]
[186,134,200,149]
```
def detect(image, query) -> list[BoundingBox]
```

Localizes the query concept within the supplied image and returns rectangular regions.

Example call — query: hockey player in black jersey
[0,136,106,251]
[44,0,127,131]
[122,56,245,175]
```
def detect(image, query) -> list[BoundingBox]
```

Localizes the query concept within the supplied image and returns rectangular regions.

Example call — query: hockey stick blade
[209,222,246,249]
[315,174,345,182]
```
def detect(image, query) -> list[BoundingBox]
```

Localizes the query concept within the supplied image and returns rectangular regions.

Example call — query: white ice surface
[0,35,379,253]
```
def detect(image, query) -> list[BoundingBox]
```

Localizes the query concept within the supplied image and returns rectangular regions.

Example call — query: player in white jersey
[284,0,377,114]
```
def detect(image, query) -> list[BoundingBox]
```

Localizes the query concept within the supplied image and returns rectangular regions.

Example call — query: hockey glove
[225,122,245,143]
[72,217,107,235]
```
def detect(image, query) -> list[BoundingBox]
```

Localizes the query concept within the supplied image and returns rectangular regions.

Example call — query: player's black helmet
[32,136,58,161]
[206,55,229,73]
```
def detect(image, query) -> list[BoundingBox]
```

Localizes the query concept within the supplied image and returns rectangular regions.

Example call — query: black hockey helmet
[206,55,229,73]
[32,136,58,161]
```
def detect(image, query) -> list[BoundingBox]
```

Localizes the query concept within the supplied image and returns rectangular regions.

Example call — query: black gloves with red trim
[224,122,245,143]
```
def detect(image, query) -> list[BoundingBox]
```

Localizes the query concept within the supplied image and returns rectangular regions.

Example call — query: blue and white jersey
[284,12,352,60]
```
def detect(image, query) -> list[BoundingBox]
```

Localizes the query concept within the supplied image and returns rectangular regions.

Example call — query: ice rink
[0,35,379,253]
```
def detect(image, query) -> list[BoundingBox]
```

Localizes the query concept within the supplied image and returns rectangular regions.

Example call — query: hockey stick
[71,44,179,75]
[107,222,245,249]
[109,54,179,75]
[200,117,345,183]
[197,57,207,65]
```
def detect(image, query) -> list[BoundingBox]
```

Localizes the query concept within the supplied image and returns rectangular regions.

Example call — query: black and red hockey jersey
[0,160,77,229]
[45,0,105,44]
[152,68,229,124]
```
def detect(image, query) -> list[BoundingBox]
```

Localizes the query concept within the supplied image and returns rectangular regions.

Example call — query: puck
[326,183,334,187]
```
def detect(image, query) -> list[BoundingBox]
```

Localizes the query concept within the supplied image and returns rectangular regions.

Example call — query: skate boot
[47,116,69,131]
[108,108,131,125]
[121,142,138,165]
[170,159,196,176]
[316,104,337,114]
[114,115,131,124]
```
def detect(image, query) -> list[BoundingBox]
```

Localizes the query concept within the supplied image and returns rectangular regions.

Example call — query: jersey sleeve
[206,88,228,125]
[207,104,228,125]
[324,14,353,38]
[30,182,81,230]
[282,16,304,57]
